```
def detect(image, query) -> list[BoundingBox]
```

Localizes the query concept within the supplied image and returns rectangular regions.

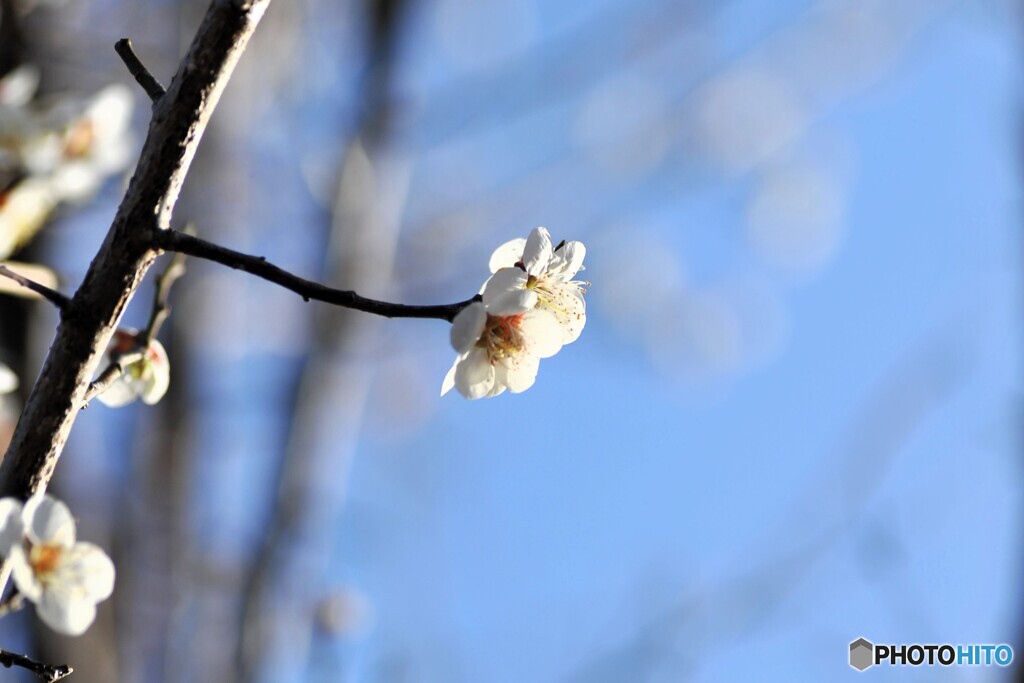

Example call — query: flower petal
[95,373,142,407]
[59,542,115,602]
[450,302,486,353]
[85,85,133,144]
[520,311,565,359]
[0,65,40,107]
[481,268,528,307]
[486,288,537,316]
[440,356,461,396]
[0,363,18,394]
[494,355,539,394]
[23,494,75,547]
[484,383,507,398]
[9,545,42,603]
[50,162,102,204]
[488,237,526,273]
[521,227,553,276]
[549,241,586,280]
[539,283,587,344]
[454,347,496,399]
[37,587,97,636]
[0,497,24,554]
[0,178,58,259]
[140,340,170,405]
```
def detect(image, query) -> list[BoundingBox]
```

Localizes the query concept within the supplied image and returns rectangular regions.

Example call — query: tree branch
[0,648,72,682]
[156,228,478,322]
[0,0,25,78]
[114,38,166,103]
[0,0,273,499]
[81,348,145,406]
[81,237,189,405]
[0,265,70,310]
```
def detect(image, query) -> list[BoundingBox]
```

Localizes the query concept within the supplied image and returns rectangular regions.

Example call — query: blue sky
[324,2,1023,681]
[4,1,1016,682]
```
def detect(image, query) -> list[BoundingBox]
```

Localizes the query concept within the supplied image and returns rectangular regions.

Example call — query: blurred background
[0,0,1019,680]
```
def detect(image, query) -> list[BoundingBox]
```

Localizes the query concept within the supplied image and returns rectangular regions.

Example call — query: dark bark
[0,0,273,498]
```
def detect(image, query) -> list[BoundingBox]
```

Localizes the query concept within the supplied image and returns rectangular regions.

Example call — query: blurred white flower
[96,330,170,407]
[573,75,670,177]
[0,73,59,177]
[0,75,135,258]
[0,362,17,394]
[0,177,59,258]
[441,289,563,399]
[49,85,134,203]
[694,66,806,173]
[746,163,846,277]
[0,497,23,551]
[485,226,588,344]
[0,494,114,636]
[0,66,40,108]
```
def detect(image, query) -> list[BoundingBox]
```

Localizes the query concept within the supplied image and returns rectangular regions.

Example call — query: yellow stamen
[478,313,526,362]
[30,544,62,578]
[64,120,95,159]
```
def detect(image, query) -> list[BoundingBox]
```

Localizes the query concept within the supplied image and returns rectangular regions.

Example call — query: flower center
[64,120,95,159]
[480,314,526,361]
[30,543,63,580]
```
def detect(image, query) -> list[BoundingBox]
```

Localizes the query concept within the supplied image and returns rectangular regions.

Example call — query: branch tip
[82,348,145,407]
[0,265,71,311]
[115,38,166,103]
[0,648,73,682]
[142,244,189,344]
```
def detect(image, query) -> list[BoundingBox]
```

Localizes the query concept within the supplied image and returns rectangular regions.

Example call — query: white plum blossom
[484,226,588,344]
[0,494,114,636]
[440,226,589,399]
[47,85,134,203]
[441,287,564,399]
[96,329,170,407]
[0,75,134,258]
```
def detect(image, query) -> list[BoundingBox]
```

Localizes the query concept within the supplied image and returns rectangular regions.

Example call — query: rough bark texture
[0,0,272,498]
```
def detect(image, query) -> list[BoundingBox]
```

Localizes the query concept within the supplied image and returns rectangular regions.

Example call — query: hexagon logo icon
[849,638,874,671]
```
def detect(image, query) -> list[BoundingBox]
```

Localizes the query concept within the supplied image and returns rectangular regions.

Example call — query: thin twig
[0,648,72,682]
[0,265,70,311]
[141,227,192,345]
[156,229,478,322]
[82,349,145,407]
[114,38,166,103]
[83,229,191,405]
